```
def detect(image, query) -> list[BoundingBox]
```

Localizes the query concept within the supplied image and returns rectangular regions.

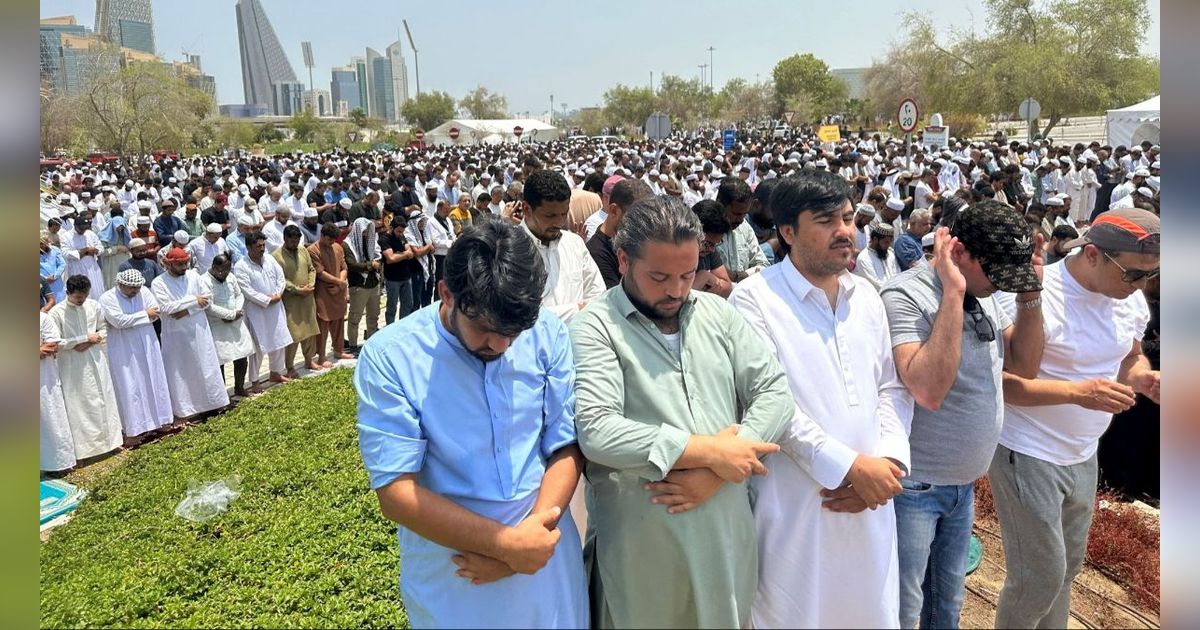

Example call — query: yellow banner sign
[817,125,841,143]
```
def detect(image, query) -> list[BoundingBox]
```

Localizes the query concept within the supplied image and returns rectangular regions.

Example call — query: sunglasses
[963,296,995,343]
[1102,251,1159,284]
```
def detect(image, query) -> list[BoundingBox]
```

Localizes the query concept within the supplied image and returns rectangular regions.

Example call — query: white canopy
[424,119,560,146]
[1106,95,1159,148]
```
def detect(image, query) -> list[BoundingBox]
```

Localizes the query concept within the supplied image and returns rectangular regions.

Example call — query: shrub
[40,369,408,628]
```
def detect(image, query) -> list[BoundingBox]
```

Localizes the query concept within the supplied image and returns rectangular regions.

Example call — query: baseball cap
[1062,208,1159,254]
[951,200,1041,293]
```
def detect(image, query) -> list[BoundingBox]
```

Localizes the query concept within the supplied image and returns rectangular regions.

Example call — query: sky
[40,0,1161,115]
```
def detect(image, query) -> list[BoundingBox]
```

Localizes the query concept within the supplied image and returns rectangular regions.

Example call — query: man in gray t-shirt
[881,200,1045,629]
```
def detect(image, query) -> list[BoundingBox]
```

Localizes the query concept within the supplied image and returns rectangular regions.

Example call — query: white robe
[61,231,106,300]
[151,270,230,417]
[520,222,605,322]
[48,299,123,459]
[728,264,913,629]
[199,273,256,365]
[853,247,902,291]
[187,236,231,275]
[261,218,289,254]
[1080,167,1099,218]
[39,312,76,471]
[98,287,174,436]
[232,256,293,354]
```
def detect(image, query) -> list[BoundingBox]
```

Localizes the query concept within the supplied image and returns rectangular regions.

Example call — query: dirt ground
[962,509,1160,629]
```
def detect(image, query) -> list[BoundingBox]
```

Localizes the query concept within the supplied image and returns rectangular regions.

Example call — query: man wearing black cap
[880,200,1046,629]
[990,208,1159,629]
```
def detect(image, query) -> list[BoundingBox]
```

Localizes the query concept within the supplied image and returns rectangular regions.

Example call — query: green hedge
[40,369,408,628]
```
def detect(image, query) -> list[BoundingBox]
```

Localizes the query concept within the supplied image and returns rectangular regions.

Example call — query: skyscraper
[353,56,369,116]
[330,65,360,113]
[271,81,305,117]
[235,0,298,115]
[385,40,411,119]
[365,47,393,123]
[95,0,155,54]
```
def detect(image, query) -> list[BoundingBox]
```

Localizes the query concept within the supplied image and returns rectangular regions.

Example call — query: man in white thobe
[854,222,903,290]
[729,172,912,628]
[48,275,123,460]
[187,223,232,275]
[201,253,257,396]
[61,216,106,300]
[233,231,294,391]
[261,206,291,254]
[520,170,605,323]
[151,247,230,419]
[98,269,174,442]
[40,311,76,472]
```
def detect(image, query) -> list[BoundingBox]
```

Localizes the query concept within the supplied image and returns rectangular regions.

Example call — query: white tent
[1105,95,1159,148]
[424,119,560,146]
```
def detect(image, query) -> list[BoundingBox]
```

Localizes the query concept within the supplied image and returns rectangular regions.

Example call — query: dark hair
[66,274,91,295]
[610,179,653,211]
[939,196,968,228]
[769,170,852,230]
[320,222,339,238]
[1051,224,1079,241]
[444,221,546,336]
[989,171,1007,183]
[582,172,606,194]
[211,253,232,268]
[614,195,702,259]
[716,176,752,205]
[866,187,888,204]
[522,156,543,171]
[282,224,302,239]
[476,192,491,204]
[752,177,781,208]
[522,169,571,210]
[692,199,732,235]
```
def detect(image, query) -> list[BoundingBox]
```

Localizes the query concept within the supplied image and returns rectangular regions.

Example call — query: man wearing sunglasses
[990,207,1159,629]
[880,200,1046,629]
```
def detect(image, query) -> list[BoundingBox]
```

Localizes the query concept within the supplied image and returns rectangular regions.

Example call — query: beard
[872,244,890,259]
[795,237,854,277]
[622,276,683,324]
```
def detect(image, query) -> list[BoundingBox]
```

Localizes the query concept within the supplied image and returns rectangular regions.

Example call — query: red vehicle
[151,150,179,161]
[85,152,120,164]
[39,157,65,168]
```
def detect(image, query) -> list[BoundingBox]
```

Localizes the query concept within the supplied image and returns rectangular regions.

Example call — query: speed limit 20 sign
[897,98,919,133]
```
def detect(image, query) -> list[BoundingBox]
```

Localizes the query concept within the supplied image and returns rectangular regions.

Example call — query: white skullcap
[87,200,101,211]
[1151,160,1160,169]
[128,237,147,248]
[236,214,257,227]
[137,199,152,209]
[658,174,668,182]
[1134,167,1151,177]
[1058,157,1071,165]
[685,173,698,182]
[205,222,223,233]
[135,215,151,224]
[371,177,381,184]
[173,230,189,244]
[303,208,319,218]
[425,181,439,189]
[125,179,134,186]
[855,203,876,217]
[360,175,370,182]
[1045,196,1064,206]
[886,197,905,211]
[339,197,353,209]
[1136,186,1155,197]
[239,184,249,192]
[168,177,177,183]
[921,232,936,248]
[1022,158,1036,167]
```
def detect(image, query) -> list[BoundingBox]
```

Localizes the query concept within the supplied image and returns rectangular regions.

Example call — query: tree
[75,53,214,160]
[711,78,775,125]
[772,53,847,119]
[401,90,456,131]
[218,121,256,149]
[602,84,655,132]
[864,0,1159,137]
[287,108,321,142]
[347,107,368,129]
[255,123,283,143]
[654,75,709,128]
[576,108,607,136]
[458,86,509,119]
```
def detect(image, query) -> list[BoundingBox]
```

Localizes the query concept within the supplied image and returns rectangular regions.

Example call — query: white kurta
[1080,167,1099,219]
[151,270,230,417]
[520,222,605,322]
[186,236,231,275]
[729,263,913,629]
[199,273,256,364]
[98,287,174,436]
[261,218,289,254]
[232,256,293,354]
[39,312,76,471]
[48,299,123,459]
[853,247,902,290]
[61,231,106,300]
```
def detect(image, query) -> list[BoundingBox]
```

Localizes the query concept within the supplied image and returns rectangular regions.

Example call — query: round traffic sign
[448,127,460,140]
[1018,98,1041,122]
[513,125,524,138]
[897,98,919,133]
[414,130,425,141]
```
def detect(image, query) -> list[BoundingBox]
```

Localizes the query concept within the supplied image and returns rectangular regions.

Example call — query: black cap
[951,200,1042,293]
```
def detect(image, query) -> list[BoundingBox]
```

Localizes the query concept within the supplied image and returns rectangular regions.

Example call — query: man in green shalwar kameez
[570,196,794,628]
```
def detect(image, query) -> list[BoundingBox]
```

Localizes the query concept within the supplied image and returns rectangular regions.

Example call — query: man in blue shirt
[40,232,68,303]
[894,207,933,270]
[355,220,588,628]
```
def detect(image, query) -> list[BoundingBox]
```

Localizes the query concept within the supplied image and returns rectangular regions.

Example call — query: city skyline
[40,0,1162,117]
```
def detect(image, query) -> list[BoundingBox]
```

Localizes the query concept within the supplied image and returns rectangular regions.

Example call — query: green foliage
[287,109,321,143]
[348,107,369,129]
[458,86,509,119]
[40,370,408,628]
[401,91,456,132]
[772,53,847,118]
[711,78,776,124]
[255,123,283,144]
[217,121,256,149]
[602,84,655,132]
[654,75,709,128]
[865,0,1159,136]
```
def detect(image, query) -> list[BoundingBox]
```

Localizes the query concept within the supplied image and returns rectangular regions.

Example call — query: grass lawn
[40,369,408,628]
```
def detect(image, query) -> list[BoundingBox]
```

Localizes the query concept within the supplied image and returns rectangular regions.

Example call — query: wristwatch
[1015,296,1042,310]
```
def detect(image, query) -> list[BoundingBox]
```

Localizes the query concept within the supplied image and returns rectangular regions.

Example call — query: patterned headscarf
[344,217,379,282]
[116,268,145,289]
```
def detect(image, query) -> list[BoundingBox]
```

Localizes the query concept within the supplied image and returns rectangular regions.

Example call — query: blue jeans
[894,479,975,629]
[384,279,413,324]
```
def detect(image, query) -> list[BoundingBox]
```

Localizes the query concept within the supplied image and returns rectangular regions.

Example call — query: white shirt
[913,181,934,209]
[853,247,902,290]
[187,236,231,275]
[729,263,912,628]
[520,222,605,322]
[996,260,1149,465]
[583,210,607,241]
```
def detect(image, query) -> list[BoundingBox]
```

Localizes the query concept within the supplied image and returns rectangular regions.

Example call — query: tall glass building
[94,0,155,54]
[235,0,298,115]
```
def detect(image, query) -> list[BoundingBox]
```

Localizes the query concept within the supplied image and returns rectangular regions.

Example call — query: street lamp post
[707,46,715,93]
